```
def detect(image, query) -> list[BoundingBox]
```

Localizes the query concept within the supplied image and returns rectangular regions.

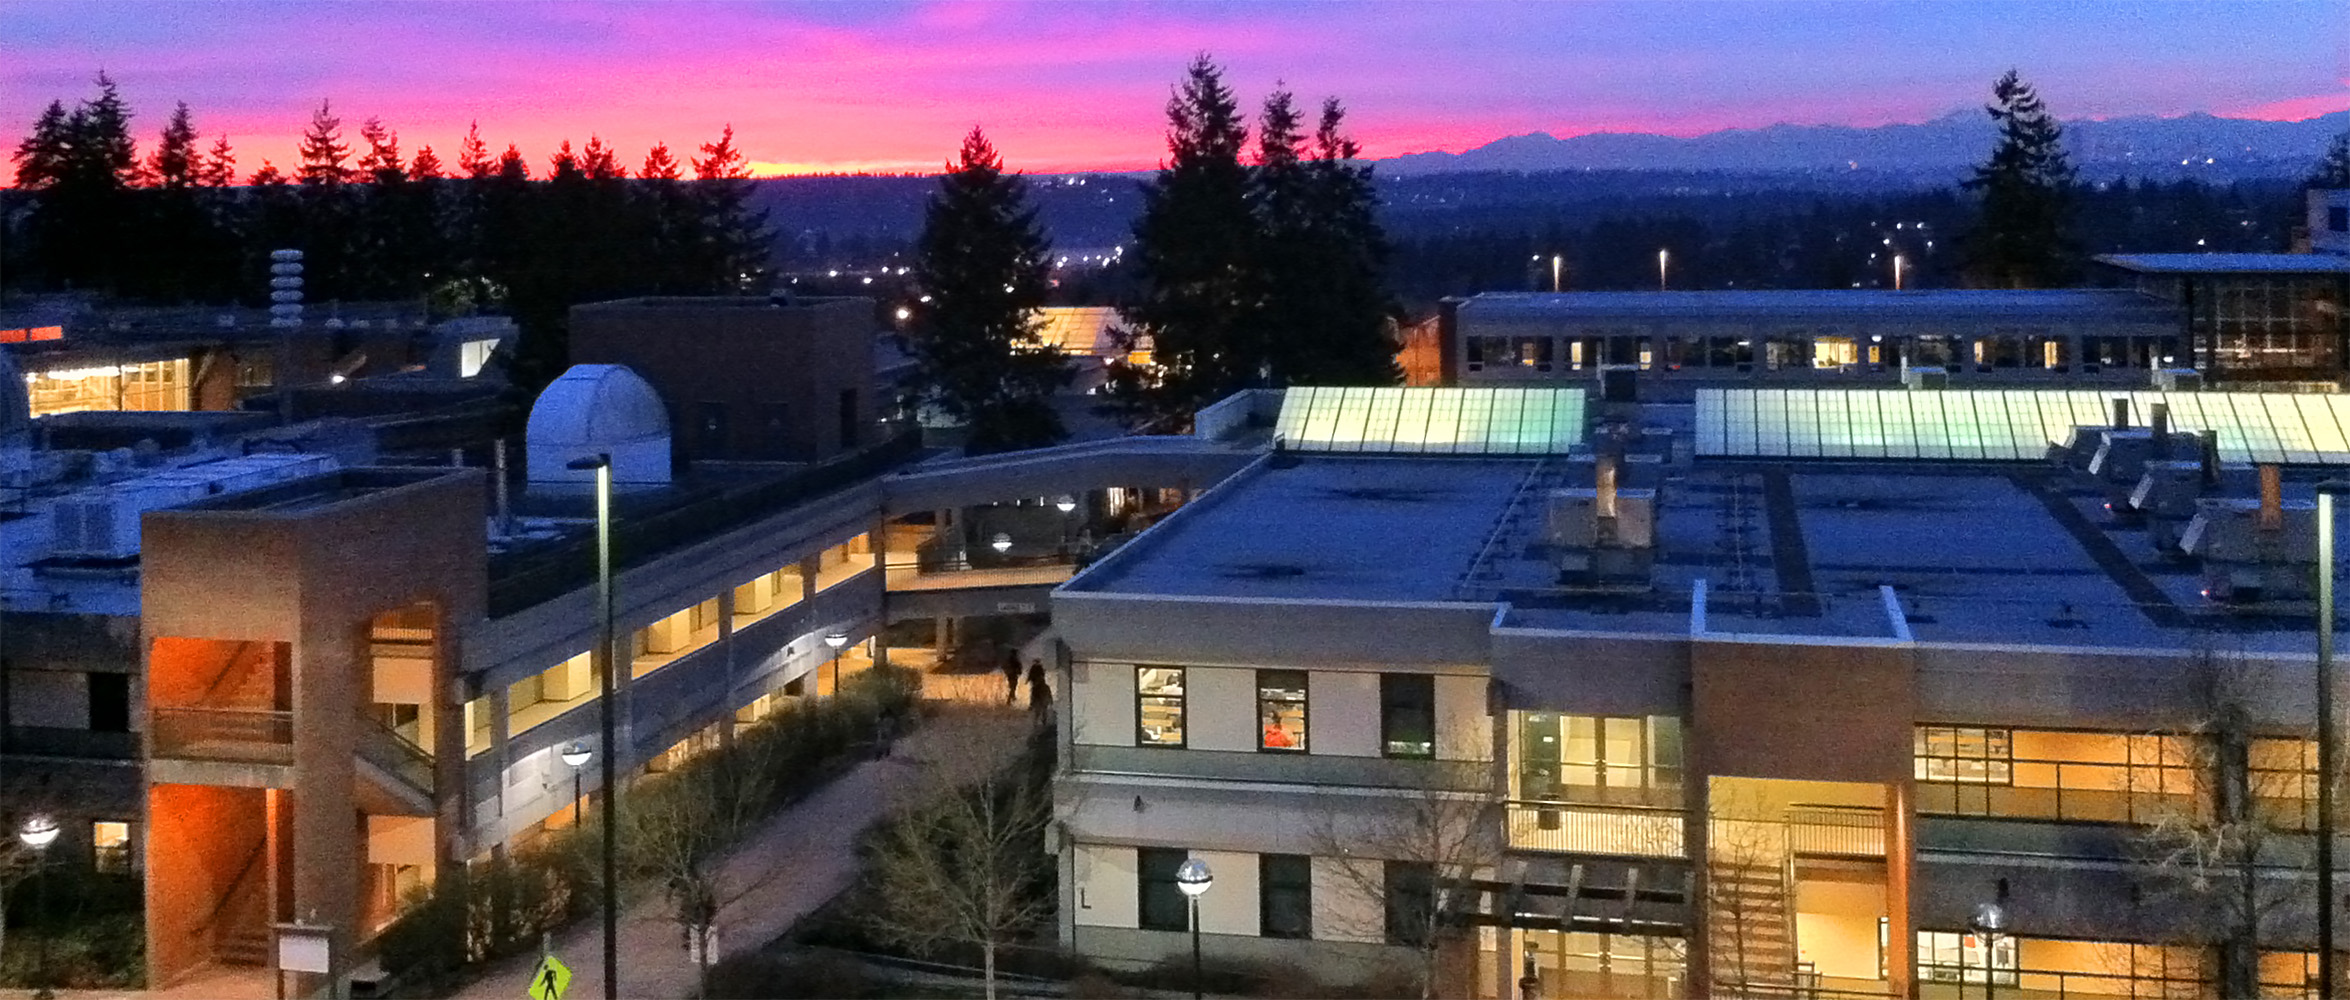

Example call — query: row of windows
[1133,667,1438,758]
[1134,849,1430,945]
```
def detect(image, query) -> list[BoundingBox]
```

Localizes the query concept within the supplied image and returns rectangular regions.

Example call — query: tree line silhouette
[5,74,770,389]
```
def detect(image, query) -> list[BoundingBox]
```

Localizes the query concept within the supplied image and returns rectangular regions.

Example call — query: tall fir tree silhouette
[906,127,1071,453]
[1961,70,2078,288]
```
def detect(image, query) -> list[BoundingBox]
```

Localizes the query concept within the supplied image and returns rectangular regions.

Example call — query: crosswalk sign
[529,954,572,1000]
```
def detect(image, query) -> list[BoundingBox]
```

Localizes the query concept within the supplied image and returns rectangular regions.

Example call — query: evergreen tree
[580,136,624,180]
[1246,88,1311,381]
[197,135,237,187]
[2311,130,2350,190]
[690,125,771,290]
[1107,55,1258,430]
[456,123,493,179]
[407,145,443,181]
[638,142,701,293]
[905,127,1071,453]
[1960,70,2077,288]
[357,118,404,183]
[1295,97,1399,384]
[10,100,71,190]
[297,101,353,185]
[147,102,199,188]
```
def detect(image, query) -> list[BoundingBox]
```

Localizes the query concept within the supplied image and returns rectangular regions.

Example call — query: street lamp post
[1657,249,1669,292]
[1550,254,1563,293]
[2320,480,2349,1000]
[1894,254,1907,291]
[564,454,619,1000]
[560,741,593,825]
[20,814,59,1000]
[824,632,848,697]
[1970,902,2007,1000]
[1520,936,1541,1000]
[1175,858,1213,1000]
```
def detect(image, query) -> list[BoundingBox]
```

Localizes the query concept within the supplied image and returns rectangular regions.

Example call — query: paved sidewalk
[455,706,1031,1000]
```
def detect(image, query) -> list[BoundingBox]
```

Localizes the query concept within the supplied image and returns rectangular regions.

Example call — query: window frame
[1137,847,1190,932]
[1913,725,2015,785]
[1256,669,1309,754]
[1380,674,1437,760]
[1383,860,1436,947]
[1259,854,1312,939]
[92,820,132,874]
[1136,666,1187,748]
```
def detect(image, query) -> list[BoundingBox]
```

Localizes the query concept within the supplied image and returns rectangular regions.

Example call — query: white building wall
[1188,666,1256,752]
[1313,856,1387,944]
[1191,849,1258,936]
[1072,661,1136,747]
[1311,671,1381,757]
[1074,843,1139,928]
[1436,674,1494,761]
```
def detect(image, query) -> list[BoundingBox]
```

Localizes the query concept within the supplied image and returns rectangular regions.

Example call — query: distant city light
[895,307,911,321]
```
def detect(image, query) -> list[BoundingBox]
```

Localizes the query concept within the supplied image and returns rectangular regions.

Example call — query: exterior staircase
[1707,858,1799,996]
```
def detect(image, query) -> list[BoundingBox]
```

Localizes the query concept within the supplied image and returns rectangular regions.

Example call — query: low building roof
[2096,253,2350,275]
[1455,289,2171,323]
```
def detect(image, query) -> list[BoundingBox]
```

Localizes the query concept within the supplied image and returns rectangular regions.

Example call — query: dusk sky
[7,1,2348,179]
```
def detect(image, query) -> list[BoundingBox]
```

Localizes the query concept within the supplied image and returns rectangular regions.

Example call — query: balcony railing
[151,707,294,764]
[1508,801,1686,858]
[1785,804,1886,858]
[356,713,434,794]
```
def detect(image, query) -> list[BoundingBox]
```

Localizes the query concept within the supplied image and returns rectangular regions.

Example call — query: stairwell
[204,841,273,968]
[1706,857,1798,996]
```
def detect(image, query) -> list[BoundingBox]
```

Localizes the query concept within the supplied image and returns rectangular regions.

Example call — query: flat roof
[1455,289,2170,322]
[1068,456,1539,602]
[1696,388,2350,465]
[1075,446,2330,652]
[2097,253,2350,275]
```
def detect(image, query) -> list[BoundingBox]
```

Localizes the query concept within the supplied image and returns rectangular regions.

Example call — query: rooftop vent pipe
[2200,430,2220,487]
[2150,402,2170,454]
[2112,397,2131,431]
[1596,452,1620,521]
[2258,463,2282,532]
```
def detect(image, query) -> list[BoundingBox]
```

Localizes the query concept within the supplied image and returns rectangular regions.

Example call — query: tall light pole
[1656,249,1669,292]
[1894,254,1907,291]
[1550,254,1563,293]
[1969,902,2007,1000]
[564,454,619,1000]
[19,814,59,1000]
[2320,480,2348,1000]
[823,632,848,697]
[1175,858,1213,1000]
[560,741,593,826]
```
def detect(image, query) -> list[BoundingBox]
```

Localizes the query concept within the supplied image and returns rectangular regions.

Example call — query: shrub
[703,948,873,1000]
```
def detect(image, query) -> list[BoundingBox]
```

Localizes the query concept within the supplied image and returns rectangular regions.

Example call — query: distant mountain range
[1378,109,2350,177]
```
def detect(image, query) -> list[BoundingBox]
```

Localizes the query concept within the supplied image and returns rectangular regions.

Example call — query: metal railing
[1916,758,2194,825]
[1916,967,2208,1000]
[356,713,434,794]
[1785,803,1886,858]
[486,432,923,617]
[151,706,294,762]
[1508,800,1686,857]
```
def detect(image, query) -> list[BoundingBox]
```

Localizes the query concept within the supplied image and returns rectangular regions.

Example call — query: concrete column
[488,685,512,823]
[717,589,738,745]
[871,516,892,673]
[1886,780,1915,998]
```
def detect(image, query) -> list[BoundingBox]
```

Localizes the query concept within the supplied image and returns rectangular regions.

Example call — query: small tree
[1309,760,1502,999]
[2132,647,2305,999]
[1960,69,2078,289]
[906,127,1070,454]
[864,711,1049,1000]
[622,750,779,998]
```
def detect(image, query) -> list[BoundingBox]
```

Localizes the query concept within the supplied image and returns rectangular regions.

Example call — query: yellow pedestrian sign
[529,954,572,1000]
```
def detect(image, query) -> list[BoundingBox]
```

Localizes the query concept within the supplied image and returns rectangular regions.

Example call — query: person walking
[1026,659,1052,722]
[1001,649,1022,704]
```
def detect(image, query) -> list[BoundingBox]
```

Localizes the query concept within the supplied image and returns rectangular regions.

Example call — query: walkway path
[454,704,1031,1000]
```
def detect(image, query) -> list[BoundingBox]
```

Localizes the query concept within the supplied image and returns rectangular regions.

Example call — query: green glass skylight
[1274,386,1587,454]
[1696,388,2350,464]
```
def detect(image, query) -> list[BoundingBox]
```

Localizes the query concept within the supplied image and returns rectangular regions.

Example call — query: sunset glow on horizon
[6,0,2346,181]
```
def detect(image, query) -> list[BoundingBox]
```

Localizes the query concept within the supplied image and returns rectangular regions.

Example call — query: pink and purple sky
[6,0,2348,179]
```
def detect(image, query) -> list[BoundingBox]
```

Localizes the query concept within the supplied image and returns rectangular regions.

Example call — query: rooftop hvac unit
[1901,368,1949,391]
[45,453,336,561]
[2154,369,2204,392]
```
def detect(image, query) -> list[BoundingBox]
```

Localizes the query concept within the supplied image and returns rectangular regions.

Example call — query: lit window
[1257,670,1307,753]
[1914,726,2014,784]
[1916,930,2015,986]
[1137,667,1185,747]
[93,821,132,874]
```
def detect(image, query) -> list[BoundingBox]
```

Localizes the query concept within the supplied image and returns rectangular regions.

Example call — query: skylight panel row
[1695,388,2350,465]
[1275,386,1588,454]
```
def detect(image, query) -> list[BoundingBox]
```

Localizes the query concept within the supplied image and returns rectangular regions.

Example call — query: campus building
[1441,190,2350,399]
[1050,384,2349,999]
[0,293,1245,995]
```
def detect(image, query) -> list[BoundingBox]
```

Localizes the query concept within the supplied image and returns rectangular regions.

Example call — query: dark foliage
[1960,69,2079,288]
